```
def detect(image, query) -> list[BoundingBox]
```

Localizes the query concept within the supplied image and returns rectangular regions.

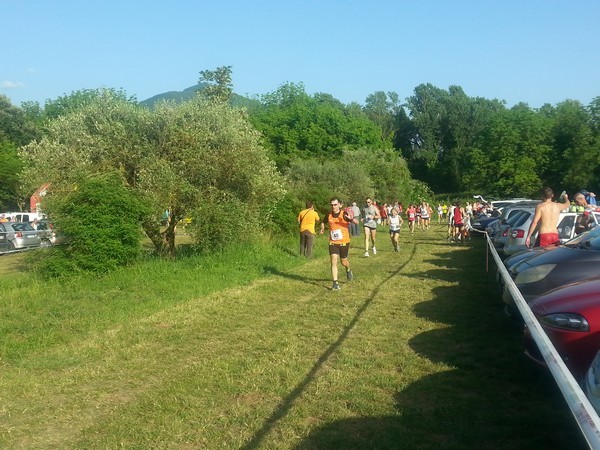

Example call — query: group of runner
[298,197,443,291]
[445,202,479,243]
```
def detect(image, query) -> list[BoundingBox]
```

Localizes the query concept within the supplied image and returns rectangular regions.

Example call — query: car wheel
[40,239,52,248]
[7,241,16,251]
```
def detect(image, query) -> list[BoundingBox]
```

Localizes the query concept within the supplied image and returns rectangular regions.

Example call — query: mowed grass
[0,227,587,449]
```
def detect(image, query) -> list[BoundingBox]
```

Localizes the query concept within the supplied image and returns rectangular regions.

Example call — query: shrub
[32,173,150,276]
[186,189,259,253]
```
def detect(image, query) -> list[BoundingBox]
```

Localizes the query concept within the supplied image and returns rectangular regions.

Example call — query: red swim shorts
[538,232,559,247]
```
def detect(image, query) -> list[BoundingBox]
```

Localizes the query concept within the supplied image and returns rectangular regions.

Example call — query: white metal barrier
[486,233,600,449]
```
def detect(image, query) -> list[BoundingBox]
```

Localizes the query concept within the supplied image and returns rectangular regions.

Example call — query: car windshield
[11,222,35,231]
[567,226,600,247]
[513,211,532,227]
[505,210,526,225]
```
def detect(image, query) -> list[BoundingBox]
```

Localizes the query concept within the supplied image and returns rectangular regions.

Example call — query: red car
[524,278,600,379]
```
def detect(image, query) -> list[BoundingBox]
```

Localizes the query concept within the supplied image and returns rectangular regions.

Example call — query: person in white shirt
[387,208,403,252]
[362,197,381,256]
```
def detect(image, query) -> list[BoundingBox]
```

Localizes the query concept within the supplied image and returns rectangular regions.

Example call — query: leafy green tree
[0,95,40,145]
[588,97,600,134]
[284,147,429,221]
[0,141,24,210]
[548,100,600,191]
[198,65,233,103]
[22,92,285,256]
[249,83,381,167]
[404,84,506,192]
[363,91,403,145]
[462,105,552,197]
[42,88,135,121]
[405,83,449,170]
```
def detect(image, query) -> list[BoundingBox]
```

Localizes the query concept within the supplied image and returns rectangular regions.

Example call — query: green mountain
[139,83,259,109]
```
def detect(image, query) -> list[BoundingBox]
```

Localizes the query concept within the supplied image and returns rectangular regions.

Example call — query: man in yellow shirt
[298,201,320,258]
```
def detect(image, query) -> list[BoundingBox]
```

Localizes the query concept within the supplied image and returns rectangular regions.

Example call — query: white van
[2,212,46,223]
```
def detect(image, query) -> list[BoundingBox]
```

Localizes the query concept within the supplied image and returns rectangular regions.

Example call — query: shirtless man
[525,187,570,247]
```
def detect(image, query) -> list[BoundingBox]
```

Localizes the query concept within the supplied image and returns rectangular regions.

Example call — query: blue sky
[2,0,599,108]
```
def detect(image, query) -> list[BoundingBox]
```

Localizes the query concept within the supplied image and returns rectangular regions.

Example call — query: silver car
[0,221,45,252]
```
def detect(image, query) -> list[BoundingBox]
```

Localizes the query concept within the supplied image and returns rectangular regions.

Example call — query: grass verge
[0,227,587,449]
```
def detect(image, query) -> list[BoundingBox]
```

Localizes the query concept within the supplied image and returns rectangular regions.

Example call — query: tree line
[0,66,598,268]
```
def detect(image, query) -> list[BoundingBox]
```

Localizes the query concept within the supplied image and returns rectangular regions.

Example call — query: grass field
[0,226,587,449]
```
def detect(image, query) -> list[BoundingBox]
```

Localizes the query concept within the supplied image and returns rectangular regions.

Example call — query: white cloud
[0,80,25,89]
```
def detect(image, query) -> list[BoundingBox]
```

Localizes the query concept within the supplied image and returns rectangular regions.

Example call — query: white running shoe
[364,251,370,257]
[372,247,377,255]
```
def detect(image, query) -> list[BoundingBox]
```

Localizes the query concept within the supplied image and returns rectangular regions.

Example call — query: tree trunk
[161,217,177,258]
[143,221,166,255]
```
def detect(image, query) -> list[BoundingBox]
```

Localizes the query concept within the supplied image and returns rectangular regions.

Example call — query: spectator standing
[526,187,570,247]
[349,202,361,236]
[297,201,320,258]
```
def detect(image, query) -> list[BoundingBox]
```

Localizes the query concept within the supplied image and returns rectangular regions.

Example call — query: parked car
[503,234,600,308]
[583,349,600,413]
[499,226,600,313]
[493,209,532,250]
[471,215,500,234]
[504,225,600,274]
[488,201,539,240]
[524,278,600,379]
[490,198,534,209]
[497,210,536,253]
[0,221,47,252]
[34,219,63,245]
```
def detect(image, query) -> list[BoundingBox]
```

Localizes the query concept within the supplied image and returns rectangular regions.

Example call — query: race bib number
[391,224,399,231]
[330,229,343,241]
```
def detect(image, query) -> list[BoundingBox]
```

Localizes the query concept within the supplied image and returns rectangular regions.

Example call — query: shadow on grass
[262,266,330,289]
[240,246,419,450]
[289,242,587,450]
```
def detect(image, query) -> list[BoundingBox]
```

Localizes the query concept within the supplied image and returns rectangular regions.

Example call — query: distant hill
[139,83,260,109]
